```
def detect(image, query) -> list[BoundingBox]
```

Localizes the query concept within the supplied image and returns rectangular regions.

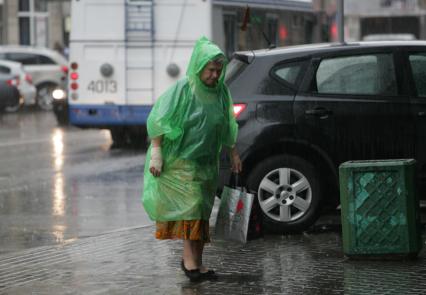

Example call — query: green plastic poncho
[142,36,238,222]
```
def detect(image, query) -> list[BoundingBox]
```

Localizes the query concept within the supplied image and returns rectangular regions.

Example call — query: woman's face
[199,61,223,87]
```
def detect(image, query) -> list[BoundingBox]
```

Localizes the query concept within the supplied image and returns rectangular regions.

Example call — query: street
[1,110,426,294]
[0,109,152,255]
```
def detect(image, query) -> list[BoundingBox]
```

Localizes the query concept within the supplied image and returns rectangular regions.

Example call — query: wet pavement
[1,219,426,294]
[0,109,151,255]
[2,110,426,294]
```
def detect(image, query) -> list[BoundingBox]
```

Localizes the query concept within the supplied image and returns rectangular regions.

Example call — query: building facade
[0,0,70,51]
[0,0,324,55]
[212,0,322,58]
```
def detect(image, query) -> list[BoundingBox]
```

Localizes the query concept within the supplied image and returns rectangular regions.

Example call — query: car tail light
[233,103,247,118]
[7,76,20,86]
[25,74,33,84]
[61,65,69,74]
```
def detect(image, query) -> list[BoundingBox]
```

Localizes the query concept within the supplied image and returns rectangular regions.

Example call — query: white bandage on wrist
[150,146,163,172]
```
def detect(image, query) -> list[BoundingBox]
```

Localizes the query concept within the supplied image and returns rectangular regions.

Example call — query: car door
[403,49,426,181]
[294,48,415,167]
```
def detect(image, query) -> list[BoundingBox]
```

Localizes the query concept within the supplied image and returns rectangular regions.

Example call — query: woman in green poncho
[142,37,241,282]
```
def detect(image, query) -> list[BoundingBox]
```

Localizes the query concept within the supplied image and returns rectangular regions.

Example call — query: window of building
[266,15,278,46]
[0,5,3,44]
[19,18,31,45]
[224,13,237,59]
[19,0,30,12]
[18,0,48,46]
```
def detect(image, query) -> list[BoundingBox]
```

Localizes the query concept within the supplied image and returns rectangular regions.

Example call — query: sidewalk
[1,223,426,295]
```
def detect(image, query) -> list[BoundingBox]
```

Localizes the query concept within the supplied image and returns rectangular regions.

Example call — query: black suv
[222,41,426,233]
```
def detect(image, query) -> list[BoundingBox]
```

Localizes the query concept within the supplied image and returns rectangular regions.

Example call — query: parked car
[221,41,426,233]
[0,60,36,112]
[0,70,20,111]
[0,46,68,111]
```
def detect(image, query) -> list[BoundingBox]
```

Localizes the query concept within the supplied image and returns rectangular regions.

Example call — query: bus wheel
[109,127,130,149]
[129,127,148,149]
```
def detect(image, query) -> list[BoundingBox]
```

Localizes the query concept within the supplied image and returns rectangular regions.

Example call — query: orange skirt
[155,220,210,243]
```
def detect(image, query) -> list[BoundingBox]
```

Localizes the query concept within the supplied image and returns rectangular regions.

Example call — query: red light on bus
[70,62,78,70]
[70,72,79,80]
[71,82,79,90]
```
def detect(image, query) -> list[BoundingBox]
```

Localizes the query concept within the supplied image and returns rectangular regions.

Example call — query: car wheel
[246,155,322,233]
[37,84,56,111]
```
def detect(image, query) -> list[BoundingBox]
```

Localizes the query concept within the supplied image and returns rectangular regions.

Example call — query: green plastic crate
[339,159,422,258]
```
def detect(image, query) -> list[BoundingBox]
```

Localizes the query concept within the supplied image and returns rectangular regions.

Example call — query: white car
[0,60,36,112]
[0,46,68,111]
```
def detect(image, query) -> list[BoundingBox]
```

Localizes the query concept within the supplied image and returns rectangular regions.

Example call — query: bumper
[68,104,152,127]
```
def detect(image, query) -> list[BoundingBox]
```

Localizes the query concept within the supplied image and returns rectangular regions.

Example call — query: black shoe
[181,260,202,282]
[199,269,218,280]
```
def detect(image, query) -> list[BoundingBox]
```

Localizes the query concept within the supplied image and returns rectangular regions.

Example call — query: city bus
[66,0,315,147]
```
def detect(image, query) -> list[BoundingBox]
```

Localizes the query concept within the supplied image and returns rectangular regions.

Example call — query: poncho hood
[186,36,227,92]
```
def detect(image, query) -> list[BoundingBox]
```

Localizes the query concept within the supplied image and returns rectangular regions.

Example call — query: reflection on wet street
[0,110,151,255]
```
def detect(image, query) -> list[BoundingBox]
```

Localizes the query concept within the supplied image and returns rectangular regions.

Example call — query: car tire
[37,84,57,111]
[246,155,322,233]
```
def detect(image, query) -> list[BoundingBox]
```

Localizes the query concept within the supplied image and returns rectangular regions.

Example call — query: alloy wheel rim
[257,167,312,222]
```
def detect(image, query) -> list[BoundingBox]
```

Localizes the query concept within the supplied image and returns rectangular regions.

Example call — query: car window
[408,53,426,97]
[314,54,397,96]
[38,55,56,65]
[0,65,11,74]
[274,64,302,85]
[6,53,38,65]
[258,61,305,95]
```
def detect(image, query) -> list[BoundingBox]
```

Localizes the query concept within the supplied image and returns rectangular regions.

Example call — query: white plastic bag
[214,185,255,243]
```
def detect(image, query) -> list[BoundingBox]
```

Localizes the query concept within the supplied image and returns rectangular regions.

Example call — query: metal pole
[337,0,344,43]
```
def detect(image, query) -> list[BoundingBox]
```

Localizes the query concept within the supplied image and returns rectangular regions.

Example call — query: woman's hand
[149,137,163,177]
[230,146,242,173]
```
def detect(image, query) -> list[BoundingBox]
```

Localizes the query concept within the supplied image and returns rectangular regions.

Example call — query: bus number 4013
[87,80,117,93]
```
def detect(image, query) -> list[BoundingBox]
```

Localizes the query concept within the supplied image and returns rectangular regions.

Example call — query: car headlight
[52,89,66,100]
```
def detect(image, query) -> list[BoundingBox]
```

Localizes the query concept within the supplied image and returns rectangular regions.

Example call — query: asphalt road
[0,109,152,255]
